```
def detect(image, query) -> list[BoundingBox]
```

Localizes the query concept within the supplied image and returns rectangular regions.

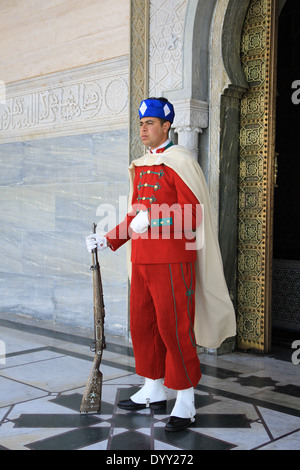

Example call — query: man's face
[139,117,170,149]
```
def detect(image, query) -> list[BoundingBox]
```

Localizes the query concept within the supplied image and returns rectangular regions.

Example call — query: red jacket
[106,163,202,264]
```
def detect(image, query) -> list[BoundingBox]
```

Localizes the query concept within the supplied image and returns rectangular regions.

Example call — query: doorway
[272,0,300,347]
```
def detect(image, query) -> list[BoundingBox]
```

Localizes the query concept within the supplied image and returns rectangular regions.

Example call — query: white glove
[130,211,150,234]
[86,234,107,253]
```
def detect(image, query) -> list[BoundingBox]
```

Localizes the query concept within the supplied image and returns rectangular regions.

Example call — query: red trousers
[130,262,201,390]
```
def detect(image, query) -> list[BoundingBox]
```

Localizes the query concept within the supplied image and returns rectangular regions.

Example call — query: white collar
[149,138,171,154]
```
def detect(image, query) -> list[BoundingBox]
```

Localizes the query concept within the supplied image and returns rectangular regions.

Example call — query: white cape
[127,145,236,348]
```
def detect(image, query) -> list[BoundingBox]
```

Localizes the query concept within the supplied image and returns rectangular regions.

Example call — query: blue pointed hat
[139,98,175,123]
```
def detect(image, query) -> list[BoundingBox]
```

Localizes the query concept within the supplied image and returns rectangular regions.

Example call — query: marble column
[172,99,209,159]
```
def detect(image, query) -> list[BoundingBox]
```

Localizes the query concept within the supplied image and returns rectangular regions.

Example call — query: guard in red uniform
[86,97,236,431]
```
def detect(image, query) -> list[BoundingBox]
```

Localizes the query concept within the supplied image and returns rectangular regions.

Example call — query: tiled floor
[0,313,299,451]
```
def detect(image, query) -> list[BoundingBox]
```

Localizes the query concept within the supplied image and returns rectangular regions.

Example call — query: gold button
[147,170,150,174]
[143,197,146,200]
[144,183,148,187]
[154,185,158,190]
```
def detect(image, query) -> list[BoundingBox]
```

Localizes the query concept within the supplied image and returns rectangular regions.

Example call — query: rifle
[80,223,106,414]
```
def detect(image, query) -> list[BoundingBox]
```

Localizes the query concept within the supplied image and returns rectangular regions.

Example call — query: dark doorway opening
[272,0,300,352]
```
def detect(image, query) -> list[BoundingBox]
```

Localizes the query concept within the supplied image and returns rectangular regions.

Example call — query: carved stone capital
[172,99,209,158]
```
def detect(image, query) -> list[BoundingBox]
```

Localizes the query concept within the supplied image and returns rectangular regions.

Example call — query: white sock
[131,378,167,404]
[170,387,196,420]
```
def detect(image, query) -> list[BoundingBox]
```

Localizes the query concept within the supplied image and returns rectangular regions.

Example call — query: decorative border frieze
[237,0,276,352]
[129,0,150,162]
[0,57,129,143]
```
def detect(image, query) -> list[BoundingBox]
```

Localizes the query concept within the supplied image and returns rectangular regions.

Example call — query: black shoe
[165,415,196,432]
[117,398,167,411]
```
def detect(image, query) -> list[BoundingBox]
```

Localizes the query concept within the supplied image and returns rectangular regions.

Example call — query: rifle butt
[80,367,103,414]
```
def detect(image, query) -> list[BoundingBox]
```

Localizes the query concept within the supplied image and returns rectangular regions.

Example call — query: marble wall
[0,0,130,84]
[0,1,131,336]
[0,129,130,335]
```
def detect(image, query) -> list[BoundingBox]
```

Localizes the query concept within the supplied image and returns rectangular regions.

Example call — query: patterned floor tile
[0,316,299,451]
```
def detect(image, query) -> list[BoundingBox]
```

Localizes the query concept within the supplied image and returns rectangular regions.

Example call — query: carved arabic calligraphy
[0,82,103,131]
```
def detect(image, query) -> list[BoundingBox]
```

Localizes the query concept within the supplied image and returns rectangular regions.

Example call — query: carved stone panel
[0,58,129,144]
[129,0,150,162]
